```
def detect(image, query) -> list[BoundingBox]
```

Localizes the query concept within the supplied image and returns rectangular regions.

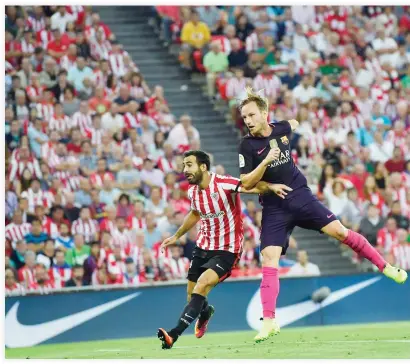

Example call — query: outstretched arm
[239,181,293,199]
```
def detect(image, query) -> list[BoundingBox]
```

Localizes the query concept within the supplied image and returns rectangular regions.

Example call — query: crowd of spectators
[5,6,410,295]
[154,5,410,272]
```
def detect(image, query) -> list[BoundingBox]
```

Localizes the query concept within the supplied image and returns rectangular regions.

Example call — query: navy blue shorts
[260,186,337,254]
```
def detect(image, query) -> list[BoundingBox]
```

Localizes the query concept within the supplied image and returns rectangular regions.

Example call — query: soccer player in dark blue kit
[238,88,408,342]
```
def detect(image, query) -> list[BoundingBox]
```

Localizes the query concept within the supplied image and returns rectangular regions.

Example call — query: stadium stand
[5,5,410,295]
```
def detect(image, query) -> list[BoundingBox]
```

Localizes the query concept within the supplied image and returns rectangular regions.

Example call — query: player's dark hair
[239,87,268,113]
[184,150,211,171]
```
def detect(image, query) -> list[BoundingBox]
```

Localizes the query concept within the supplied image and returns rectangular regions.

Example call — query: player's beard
[186,169,203,185]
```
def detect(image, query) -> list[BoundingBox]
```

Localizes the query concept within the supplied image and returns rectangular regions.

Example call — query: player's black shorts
[187,246,240,283]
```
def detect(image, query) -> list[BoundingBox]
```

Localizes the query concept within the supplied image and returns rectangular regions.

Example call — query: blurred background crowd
[5,5,410,295]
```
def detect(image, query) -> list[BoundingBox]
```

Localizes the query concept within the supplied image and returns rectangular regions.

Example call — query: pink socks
[260,267,280,319]
[342,230,386,272]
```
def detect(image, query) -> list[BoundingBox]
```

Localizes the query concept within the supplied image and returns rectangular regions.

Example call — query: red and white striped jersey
[377,228,398,253]
[8,157,42,181]
[127,216,146,230]
[21,189,54,213]
[71,111,93,132]
[41,141,57,163]
[131,156,144,170]
[18,266,35,287]
[390,243,410,270]
[26,85,44,102]
[239,248,257,268]
[28,16,46,32]
[71,218,99,243]
[111,228,133,252]
[188,173,243,254]
[253,74,281,99]
[109,51,128,78]
[21,39,35,55]
[226,77,247,99]
[84,127,104,146]
[308,129,327,154]
[93,69,110,87]
[5,282,25,296]
[29,280,56,291]
[36,103,54,122]
[5,222,32,243]
[60,55,77,71]
[99,218,116,233]
[386,130,407,148]
[90,172,115,188]
[90,39,111,61]
[211,35,231,55]
[36,29,53,49]
[61,175,82,193]
[49,266,72,286]
[49,115,72,134]
[157,156,176,173]
[85,24,109,41]
[340,113,364,132]
[123,112,142,130]
[163,257,190,280]
[48,155,79,180]
[245,32,259,53]
[42,217,59,239]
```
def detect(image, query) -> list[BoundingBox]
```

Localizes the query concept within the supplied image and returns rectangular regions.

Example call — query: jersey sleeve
[187,186,197,211]
[273,120,292,135]
[238,138,254,175]
[216,175,242,193]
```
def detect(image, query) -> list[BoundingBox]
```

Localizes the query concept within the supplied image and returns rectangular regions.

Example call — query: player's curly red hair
[238,87,269,113]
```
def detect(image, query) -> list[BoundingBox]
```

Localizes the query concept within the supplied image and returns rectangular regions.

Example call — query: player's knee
[194,276,215,296]
[325,221,348,241]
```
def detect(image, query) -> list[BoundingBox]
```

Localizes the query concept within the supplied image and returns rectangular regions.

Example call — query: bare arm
[161,210,200,250]
[288,119,299,131]
[240,181,293,199]
[240,148,280,189]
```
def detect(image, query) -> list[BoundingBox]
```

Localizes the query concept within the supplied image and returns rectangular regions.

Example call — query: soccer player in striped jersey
[238,87,408,343]
[157,150,291,349]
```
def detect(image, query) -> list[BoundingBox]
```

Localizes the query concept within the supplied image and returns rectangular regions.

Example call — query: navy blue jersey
[239,120,307,205]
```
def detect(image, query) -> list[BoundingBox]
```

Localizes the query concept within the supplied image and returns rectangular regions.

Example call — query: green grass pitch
[6,322,410,359]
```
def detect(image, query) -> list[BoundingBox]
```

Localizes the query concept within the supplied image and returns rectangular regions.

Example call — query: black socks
[172,293,206,337]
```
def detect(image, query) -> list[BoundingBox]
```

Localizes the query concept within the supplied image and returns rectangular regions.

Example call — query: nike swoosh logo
[5,292,140,348]
[327,214,334,218]
[257,147,267,155]
[246,277,381,330]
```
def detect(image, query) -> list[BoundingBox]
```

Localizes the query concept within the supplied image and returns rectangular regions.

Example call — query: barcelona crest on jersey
[280,136,289,145]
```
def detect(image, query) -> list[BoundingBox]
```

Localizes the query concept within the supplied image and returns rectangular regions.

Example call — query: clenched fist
[263,148,281,165]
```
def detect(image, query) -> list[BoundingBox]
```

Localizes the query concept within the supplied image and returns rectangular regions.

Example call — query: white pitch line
[174,340,410,349]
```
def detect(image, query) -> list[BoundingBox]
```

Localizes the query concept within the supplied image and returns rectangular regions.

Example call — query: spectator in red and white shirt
[85,12,114,42]
[34,204,59,239]
[60,43,78,71]
[8,146,42,182]
[253,63,282,100]
[49,103,72,136]
[5,209,32,244]
[5,268,25,296]
[122,257,141,285]
[163,245,190,280]
[47,28,72,64]
[377,217,399,255]
[389,228,410,271]
[17,250,37,288]
[21,179,54,214]
[71,206,99,243]
[28,263,56,291]
[71,101,93,132]
[48,249,72,287]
